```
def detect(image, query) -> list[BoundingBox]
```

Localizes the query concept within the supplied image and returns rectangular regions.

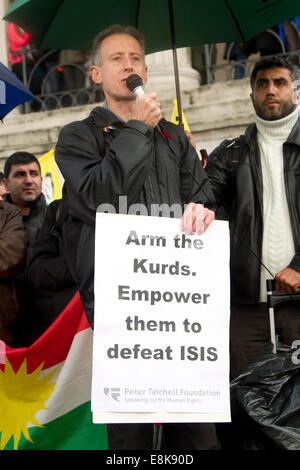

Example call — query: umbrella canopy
[4,0,300,53]
[0,62,35,120]
[4,0,299,125]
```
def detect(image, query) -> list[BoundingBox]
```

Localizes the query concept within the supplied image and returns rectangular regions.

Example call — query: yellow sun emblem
[0,357,57,450]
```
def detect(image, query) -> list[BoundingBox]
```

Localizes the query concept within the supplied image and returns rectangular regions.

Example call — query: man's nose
[24,173,34,183]
[123,57,134,70]
[266,81,276,94]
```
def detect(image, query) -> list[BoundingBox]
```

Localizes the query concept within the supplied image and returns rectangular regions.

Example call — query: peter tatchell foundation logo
[104,387,121,402]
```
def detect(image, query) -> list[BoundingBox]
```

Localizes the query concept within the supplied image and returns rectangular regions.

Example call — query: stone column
[145,47,200,96]
[0,0,10,66]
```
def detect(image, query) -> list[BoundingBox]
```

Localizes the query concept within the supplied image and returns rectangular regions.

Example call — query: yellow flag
[39,149,63,205]
[170,99,190,132]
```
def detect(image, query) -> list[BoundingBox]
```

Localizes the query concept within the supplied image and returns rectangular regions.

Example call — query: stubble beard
[255,101,297,121]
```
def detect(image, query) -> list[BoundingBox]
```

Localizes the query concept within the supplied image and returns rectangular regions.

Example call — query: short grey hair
[91,24,146,66]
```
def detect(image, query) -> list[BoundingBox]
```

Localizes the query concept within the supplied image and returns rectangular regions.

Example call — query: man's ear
[2,178,9,192]
[90,65,102,85]
[143,65,148,86]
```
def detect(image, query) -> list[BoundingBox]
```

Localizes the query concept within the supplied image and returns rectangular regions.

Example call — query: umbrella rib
[168,0,183,128]
[135,0,141,28]
[225,0,246,42]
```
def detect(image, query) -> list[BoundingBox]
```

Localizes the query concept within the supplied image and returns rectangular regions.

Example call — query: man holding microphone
[55,24,218,450]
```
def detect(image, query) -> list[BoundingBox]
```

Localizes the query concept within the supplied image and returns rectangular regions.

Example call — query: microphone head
[126,74,143,92]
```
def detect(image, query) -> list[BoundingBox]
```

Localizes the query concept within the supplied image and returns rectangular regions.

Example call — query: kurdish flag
[0,292,108,450]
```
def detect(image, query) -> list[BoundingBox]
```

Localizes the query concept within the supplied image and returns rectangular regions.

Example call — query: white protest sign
[92,213,230,423]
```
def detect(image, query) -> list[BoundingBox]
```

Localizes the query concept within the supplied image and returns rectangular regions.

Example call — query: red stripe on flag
[3,291,90,374]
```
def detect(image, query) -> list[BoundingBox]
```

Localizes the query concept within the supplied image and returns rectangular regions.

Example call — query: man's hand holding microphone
[126,74,163,128]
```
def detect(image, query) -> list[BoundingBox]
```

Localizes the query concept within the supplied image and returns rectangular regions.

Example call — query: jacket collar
[89,106,124,129]
[5,192,46,213]
[286,116,300,146]
[244,123,257,144]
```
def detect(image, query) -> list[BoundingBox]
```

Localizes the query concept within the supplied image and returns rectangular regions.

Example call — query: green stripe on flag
[2,402,108,450]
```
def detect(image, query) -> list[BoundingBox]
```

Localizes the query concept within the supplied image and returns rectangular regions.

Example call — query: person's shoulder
[58,117,91,137]
[209,128,251,157]
[0,199,21,215]
[208,139,235,158]
[56,119,96,152]
[58,106,113,140]
[0,200,23,223]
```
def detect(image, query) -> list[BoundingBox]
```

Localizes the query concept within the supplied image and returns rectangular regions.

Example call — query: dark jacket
[0,200,26,345]
[27,198,77,339]
[5,192,47,345]
[5,192,47,263]
[206,118,300,305]
[55,106,215,326]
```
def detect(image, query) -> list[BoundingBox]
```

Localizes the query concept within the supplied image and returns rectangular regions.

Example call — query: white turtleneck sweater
[255,107,298,301]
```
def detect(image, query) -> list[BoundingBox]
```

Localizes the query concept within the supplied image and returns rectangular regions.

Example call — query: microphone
[126,73,162,132]
[126,74,144,97]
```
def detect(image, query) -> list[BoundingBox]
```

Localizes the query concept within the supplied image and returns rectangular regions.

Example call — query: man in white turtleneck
[207,57,300,379]
[253,72,299,302]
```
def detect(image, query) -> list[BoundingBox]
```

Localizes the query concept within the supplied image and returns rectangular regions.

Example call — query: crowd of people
[1,22,300,450]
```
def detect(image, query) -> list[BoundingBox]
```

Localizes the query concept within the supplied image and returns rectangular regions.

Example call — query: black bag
[228,283,300,450]
[230,347,300,450]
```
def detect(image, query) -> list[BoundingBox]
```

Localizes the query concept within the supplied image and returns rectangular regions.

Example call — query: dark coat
[0,201,26,344]
[5,192,47,262]
[5,192,48,345]
[206,118,300,304]
[55,106,215,326]
[27,198,77,339]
